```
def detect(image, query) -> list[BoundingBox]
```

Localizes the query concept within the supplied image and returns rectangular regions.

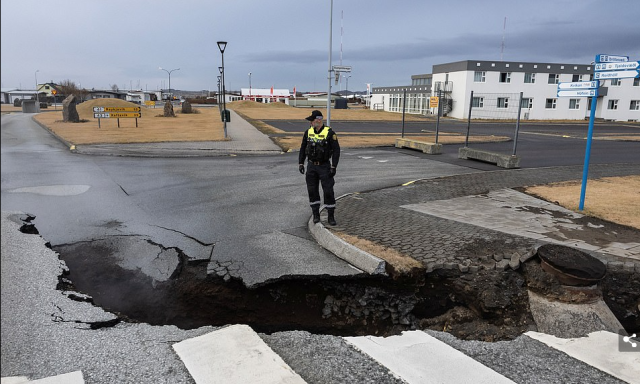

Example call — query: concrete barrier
[395,138,442,155]
[458,147,520,168]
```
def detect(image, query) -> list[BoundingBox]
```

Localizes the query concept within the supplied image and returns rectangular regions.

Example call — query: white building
[370,60,640,122]
[240,88,290,105]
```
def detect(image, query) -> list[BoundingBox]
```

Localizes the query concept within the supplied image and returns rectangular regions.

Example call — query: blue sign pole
[578,79,599,211]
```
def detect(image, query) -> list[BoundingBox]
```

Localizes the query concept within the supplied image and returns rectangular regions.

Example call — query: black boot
[312,206,320,224]
[327,208,337,226]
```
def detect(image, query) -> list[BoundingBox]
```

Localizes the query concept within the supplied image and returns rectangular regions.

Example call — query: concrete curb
[308,201,386,275]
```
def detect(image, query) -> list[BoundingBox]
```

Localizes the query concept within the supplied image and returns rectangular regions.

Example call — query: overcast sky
[2,0,639,94]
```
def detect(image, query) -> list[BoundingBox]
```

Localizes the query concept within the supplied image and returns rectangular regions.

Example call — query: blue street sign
[595,54,629,63]
[557,81,598,90]
[557,89,598,97]
[594,70,640,80]
[594,61,639,71]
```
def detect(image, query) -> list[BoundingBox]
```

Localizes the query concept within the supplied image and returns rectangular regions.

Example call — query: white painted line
[345,331,515,384]
[525,331,640,384]
[6,371,86,384]
[173,324,306,384]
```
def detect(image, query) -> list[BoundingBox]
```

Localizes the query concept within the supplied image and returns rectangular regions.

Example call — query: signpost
[557,89,598,97]
[575,54,639,211]
[595,54,628,63]
[332,65,352,72]
[92,106,141,128]
[594,70,640,79]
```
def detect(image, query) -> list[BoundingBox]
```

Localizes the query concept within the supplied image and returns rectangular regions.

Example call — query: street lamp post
[217,75,221,111]
[248,72,252,100]
[217,41,228,139]
[345,74,351,100]
[159,67,180,101]
[326,0,334,126]
[34,70,40,107]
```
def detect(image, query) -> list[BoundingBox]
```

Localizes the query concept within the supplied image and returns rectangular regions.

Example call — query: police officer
[298,110,340,225]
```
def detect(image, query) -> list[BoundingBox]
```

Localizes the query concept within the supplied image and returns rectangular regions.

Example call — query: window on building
[497,97,509,108]
[472,97,484,108]
[587,98,592,111]
[499,72,511,83]
[589,74,594,81]
[630,100,639,110]
[634,78,640,86]
[572,74,581,82]
[520,98,533,108]
[548,74,559,84]
[610,78,622,86]
[524,73,536,83]
[608,100,618,110]
[569,99,580,109]
[474,71,486,83]
[545,98,557,109]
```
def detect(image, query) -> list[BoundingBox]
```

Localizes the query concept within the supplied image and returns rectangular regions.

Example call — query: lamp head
[217,41,227,53]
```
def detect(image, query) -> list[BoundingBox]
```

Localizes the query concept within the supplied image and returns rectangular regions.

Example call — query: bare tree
[111,84,119,92]
[57,79,89,101]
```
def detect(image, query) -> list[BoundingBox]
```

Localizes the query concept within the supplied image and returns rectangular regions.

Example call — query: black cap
[305,110,323,121]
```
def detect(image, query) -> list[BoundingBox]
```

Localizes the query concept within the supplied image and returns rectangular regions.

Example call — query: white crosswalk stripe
[168,325,638,384]
[173,324,306,384]
[345,331,515,384]
[526,331,640,384]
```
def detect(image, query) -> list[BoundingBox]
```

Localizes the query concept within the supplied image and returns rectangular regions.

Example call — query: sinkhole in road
[48,235,639,341]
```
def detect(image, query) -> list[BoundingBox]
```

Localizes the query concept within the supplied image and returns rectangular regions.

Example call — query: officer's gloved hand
[299,164,305,174]
[330,167,337,177]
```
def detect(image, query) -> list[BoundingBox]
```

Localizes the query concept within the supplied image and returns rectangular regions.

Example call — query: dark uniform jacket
[299,125,340,167]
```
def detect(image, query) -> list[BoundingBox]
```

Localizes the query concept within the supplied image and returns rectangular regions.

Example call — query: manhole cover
[537,244,606,286]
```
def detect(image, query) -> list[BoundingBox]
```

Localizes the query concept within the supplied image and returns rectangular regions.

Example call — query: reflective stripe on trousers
[305,162,335,209]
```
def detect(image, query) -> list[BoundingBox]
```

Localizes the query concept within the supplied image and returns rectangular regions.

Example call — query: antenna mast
[500,16,506,61]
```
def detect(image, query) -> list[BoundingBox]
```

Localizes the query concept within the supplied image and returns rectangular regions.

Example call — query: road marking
[0,371,85,384]
[345,330,515,384]
[173,324,306,384]
[525,331,640,384]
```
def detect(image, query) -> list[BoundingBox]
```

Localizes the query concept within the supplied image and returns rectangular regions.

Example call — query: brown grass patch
[33,99,226,145]
[331,231,423,274]
[525,176,640,230]
[229,103,431,122]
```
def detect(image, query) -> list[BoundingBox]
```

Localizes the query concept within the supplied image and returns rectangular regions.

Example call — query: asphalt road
[1,112,637,383]
[269,119,640,169]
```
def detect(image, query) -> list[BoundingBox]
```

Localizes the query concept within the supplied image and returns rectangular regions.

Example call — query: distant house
[87,90,127,100]
[37,83,63,98]
[126,90,161,105]
[240,88,290,104]
[1,88,38,104]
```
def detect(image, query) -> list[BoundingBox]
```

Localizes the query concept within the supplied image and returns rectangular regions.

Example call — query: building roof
[433,60,593,74]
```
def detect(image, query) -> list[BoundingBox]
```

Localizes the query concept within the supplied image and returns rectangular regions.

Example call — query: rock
[163,101,175,117]
[62,94,80,122]
[496,259,510,270]
[518,247,537,263]
[509,253,521,270]
[181,100,193,114]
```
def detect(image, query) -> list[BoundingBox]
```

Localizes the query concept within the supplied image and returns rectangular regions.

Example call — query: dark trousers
[306,162,335,209]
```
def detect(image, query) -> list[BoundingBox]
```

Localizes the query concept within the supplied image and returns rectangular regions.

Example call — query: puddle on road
[18,218,639,340]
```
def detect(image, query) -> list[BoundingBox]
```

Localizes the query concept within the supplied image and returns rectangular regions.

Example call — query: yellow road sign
[144,100,156,106]
[430,96,439,108]
[93,106,141,112]
[94,113,141,118]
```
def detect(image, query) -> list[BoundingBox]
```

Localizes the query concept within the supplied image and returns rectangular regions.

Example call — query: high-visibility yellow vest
[306,126,332,161]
